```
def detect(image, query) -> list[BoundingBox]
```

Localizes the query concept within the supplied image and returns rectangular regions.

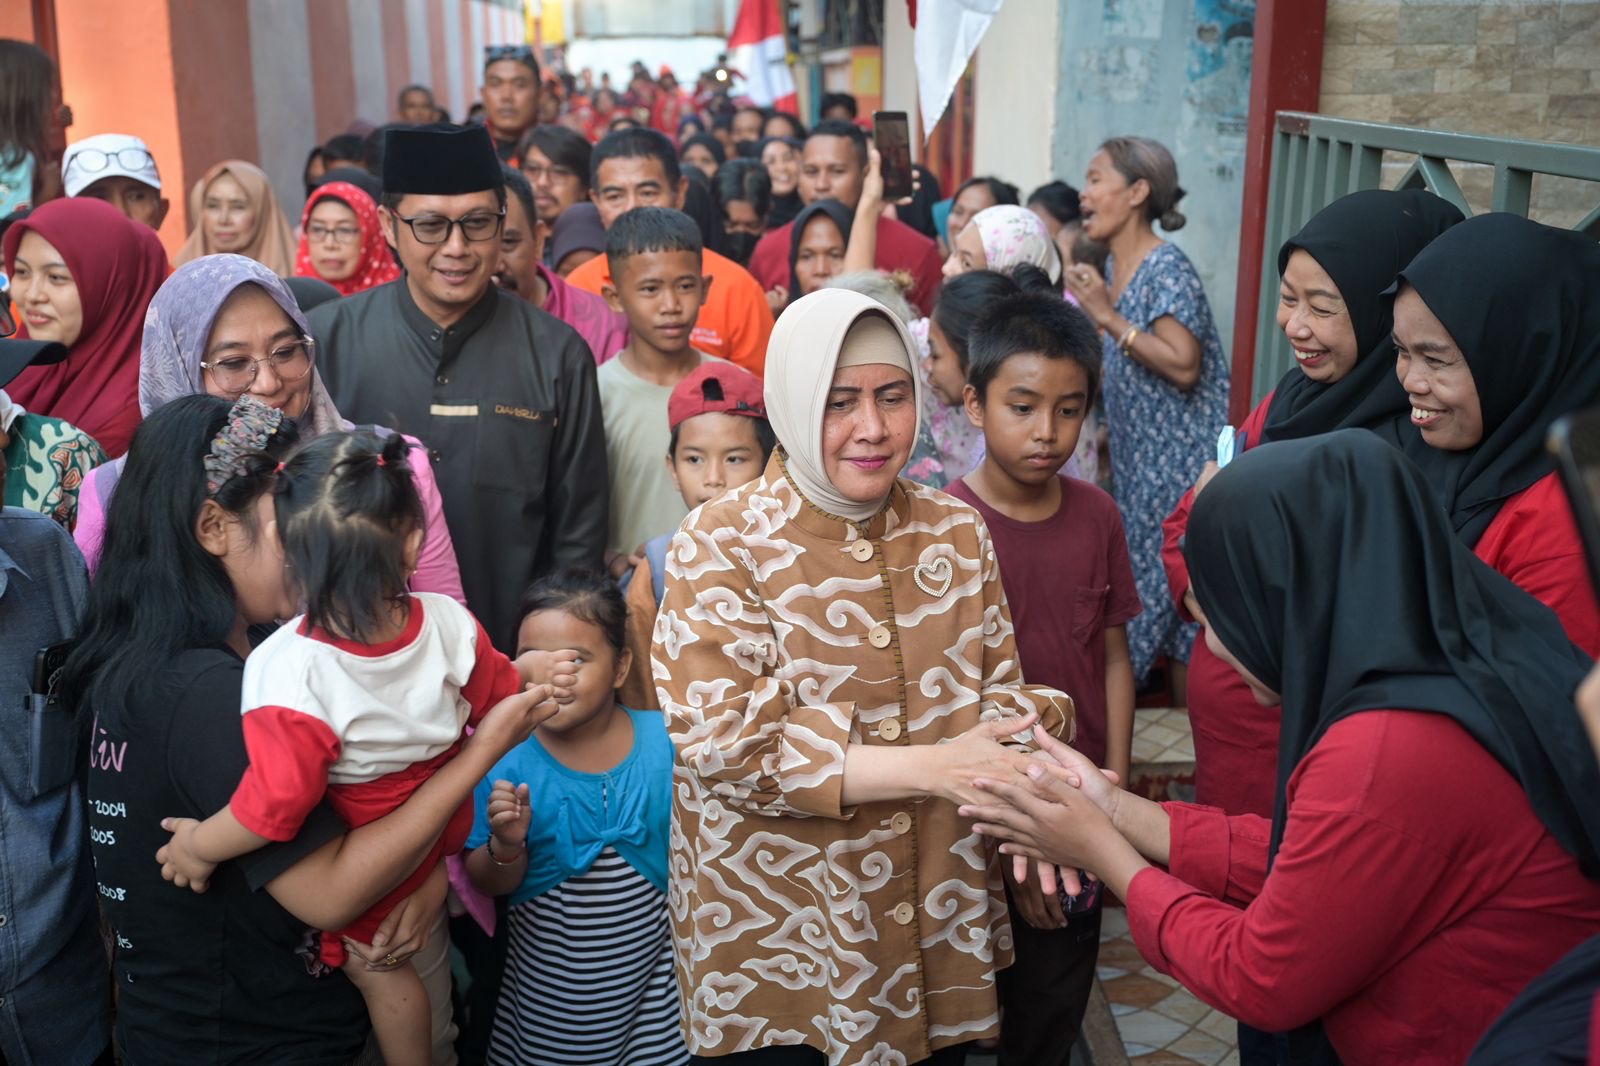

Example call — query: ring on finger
[384,953,399,967]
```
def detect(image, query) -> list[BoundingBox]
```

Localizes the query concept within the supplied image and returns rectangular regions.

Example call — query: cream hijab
[764,289,922,521]
[174,161,298,276]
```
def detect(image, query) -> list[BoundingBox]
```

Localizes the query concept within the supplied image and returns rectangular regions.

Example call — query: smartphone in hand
[872,110,915,201]
[1549,408,1600,602]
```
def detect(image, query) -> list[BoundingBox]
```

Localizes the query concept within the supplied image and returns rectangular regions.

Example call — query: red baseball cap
[669,362,767,431]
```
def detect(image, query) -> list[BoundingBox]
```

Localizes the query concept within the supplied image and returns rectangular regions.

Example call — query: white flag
[914,0,1006,136]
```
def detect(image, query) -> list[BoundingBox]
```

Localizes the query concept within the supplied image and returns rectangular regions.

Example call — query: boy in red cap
[618,360,773,709]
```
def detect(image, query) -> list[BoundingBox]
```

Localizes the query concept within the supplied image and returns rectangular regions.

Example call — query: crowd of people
[2,32,1599,1066]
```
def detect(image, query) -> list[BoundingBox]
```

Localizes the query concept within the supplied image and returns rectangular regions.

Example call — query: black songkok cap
[382,124,502,196]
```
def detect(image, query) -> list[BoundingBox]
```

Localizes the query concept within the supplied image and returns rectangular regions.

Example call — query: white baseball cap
[62,133,162,198]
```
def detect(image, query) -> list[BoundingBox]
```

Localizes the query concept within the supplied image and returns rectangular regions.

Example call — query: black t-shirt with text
[87,646,367,1064]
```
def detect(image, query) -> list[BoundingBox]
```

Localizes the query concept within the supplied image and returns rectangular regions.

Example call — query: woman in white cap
[653,288,1075,1065]
[61,132,169,231]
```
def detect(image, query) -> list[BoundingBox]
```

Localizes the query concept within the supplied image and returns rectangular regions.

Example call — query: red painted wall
[1229,0,1327,421]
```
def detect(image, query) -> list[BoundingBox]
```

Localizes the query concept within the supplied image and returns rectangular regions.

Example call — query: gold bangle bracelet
[1118,325,1141,352]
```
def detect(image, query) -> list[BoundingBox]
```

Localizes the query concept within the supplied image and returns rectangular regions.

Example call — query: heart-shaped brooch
[914,556,953,598]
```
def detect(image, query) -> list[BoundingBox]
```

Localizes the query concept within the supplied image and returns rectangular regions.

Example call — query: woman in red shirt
[1161,189,1461,818]
[1395,213,1600,655]
[964,431,1600,1066]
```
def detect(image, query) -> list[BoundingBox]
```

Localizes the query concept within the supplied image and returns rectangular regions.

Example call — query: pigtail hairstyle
[518,566,628,660]
[273,430,424,644]
[60,394,300,719]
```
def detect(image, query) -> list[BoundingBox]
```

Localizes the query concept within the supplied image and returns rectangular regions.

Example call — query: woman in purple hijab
[73,254,465,605]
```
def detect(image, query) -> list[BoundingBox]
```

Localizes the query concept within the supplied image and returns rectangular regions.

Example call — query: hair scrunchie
[204,394,286,497]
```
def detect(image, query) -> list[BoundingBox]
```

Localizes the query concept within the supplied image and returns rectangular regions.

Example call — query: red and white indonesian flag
[913,0,1005,134]
[728,0,798,113]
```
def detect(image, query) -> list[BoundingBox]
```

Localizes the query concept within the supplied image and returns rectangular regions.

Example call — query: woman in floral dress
[1065,136,1228,691]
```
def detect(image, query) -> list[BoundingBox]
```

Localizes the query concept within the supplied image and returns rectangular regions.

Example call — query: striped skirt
[487,847,687,1065]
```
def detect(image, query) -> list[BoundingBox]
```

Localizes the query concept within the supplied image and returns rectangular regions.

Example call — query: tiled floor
[1099,906,1239,1066]
[1096,706,1236,1066]
[1131,707,1196,766]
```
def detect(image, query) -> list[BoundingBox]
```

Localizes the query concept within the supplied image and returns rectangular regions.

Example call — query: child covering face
[465,568,686,1064]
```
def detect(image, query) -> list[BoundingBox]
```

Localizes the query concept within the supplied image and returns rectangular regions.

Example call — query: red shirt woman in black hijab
[1161,188,1463,819]
[1394,213,1600,654]
[964,431,1600,1066]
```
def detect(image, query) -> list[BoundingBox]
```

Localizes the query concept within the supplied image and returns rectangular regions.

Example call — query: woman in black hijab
[1260,188,1463,444]
[962,432,1600,1066]
[1395,213,1600,653]
[786,198,854,307]
[1160,189,1462,822]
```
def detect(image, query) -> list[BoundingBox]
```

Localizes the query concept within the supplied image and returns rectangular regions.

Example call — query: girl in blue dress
[1065,136,1229,691]
[465,567,684,1065]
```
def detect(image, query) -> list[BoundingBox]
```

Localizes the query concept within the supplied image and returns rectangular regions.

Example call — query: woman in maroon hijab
[3,197,167,456]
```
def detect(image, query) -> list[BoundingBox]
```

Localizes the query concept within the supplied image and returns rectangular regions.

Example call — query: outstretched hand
[1030,729,1124,819]
[466,682,559,765]
[515,648,580,704]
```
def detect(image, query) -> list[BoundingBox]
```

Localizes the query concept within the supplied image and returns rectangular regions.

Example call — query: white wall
[972,0,1061,193]
[881,1,919,159]
[249,0,318,220]
[348,0,391,124]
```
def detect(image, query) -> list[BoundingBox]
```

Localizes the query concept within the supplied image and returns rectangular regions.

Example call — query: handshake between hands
[960,726,1131,931]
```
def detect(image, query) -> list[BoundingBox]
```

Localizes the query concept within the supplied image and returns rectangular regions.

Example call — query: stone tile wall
[1318,1,1600,225]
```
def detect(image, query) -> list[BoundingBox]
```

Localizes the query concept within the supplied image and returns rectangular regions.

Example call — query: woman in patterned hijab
[293,181,402,296]
[943,204,1063,282]
[73,254,463,604]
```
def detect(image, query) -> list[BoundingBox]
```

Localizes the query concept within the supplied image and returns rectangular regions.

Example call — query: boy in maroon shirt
[946,289,1138,1066]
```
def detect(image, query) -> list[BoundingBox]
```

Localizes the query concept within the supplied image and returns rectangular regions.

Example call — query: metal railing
[1250,111,1600,402]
